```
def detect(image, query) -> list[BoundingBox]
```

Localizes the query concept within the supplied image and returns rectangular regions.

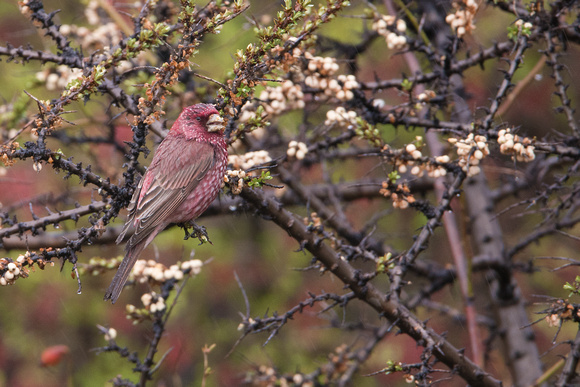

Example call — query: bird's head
[174,104,225,137]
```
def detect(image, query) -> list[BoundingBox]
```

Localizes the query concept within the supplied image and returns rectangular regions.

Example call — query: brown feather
[104,136,217,303]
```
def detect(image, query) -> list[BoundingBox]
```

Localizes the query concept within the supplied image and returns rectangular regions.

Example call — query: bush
[1,0,580,386]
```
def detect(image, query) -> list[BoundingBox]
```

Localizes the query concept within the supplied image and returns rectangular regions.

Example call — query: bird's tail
[104,239,147,303]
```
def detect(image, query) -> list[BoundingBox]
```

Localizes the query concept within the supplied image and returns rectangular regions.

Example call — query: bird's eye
[196,117,202,122]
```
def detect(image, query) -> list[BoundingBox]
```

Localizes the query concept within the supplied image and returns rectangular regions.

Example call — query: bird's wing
[126,136,216,247]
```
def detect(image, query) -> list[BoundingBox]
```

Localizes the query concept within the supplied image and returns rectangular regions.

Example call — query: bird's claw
[182,221,213,245]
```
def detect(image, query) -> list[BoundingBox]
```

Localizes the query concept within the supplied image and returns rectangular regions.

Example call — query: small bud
[141,293,152,307]
[189,259,203,275]
[104,328,117,341]
[396,19,407,32]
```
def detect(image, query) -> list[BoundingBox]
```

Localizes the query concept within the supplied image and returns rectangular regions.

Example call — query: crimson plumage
[104,104,227,303]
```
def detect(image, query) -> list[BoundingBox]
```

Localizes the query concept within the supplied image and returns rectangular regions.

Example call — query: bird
[104,103,228,303]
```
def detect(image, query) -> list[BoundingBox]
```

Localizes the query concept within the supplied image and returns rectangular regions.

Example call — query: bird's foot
[182,221,212,245]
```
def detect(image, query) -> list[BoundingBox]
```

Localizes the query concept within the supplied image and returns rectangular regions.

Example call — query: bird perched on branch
[104,104,227,303]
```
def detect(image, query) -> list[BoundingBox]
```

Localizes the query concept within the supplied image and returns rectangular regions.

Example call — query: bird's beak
[207,113,225,133]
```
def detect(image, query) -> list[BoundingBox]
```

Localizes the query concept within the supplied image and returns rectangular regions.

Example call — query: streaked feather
[104,135,217,303]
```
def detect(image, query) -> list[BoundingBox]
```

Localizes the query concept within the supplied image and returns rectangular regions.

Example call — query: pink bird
[104,104,227,303]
